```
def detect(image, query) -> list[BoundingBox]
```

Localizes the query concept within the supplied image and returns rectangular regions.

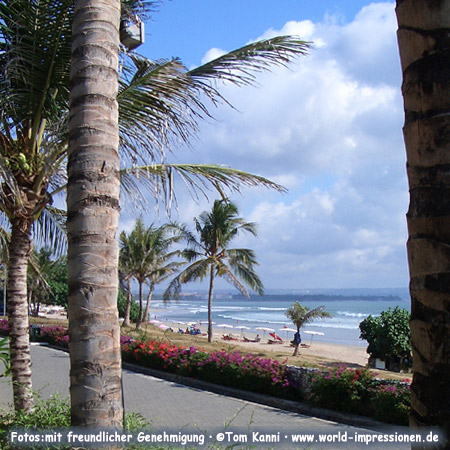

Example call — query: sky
[120,1,410,292]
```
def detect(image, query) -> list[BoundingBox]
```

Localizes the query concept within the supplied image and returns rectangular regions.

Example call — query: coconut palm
[118,254,135,328]
[285,302,331,356]
[395,0,450,441]
[165,199,263,342]
[119,219,179,329]
[2,0,309,414]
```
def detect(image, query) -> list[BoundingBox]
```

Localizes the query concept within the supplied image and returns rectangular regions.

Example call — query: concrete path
[0,344,411,449]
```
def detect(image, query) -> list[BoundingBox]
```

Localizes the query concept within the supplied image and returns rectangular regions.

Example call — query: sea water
[150,293,411,347]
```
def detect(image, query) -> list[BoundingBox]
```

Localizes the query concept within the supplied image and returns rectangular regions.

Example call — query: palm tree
[118,253,135,328]
[68,0,123,427]
[165,199,263,342]
[2,0,309,414]
[285,302,331,356]
[0,0,70,412]
[395,0,450,442]
[119,219,179,329]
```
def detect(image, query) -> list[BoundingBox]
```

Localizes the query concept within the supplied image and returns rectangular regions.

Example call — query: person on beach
[291,331,302,356]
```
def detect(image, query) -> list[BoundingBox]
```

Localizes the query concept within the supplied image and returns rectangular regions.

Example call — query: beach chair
[268,332,283,344]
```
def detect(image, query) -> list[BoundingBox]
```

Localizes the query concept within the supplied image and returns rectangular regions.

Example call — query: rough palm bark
[67,0,123,427]
[122,277,132,327]
[207,265,215,343]
[7,219,34,412]
[142,284,154,326]
[395,0,450,445]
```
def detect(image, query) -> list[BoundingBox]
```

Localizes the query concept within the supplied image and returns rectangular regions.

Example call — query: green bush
[0,396,160,450]
[0,394,70,449]
[359,306,411,367]
[371,384,410,425]
[309,365,375,415]
[308,365,410,425]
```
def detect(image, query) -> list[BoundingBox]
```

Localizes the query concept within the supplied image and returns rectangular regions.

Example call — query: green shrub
[0,394,70,449]
[359,306,411,367]
[309,365,375,415]
[308,365,410,425]
[371,384,410,425]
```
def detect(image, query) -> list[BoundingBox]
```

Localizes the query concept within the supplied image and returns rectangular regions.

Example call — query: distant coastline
[231,294,404,302]
[152,293,406,303]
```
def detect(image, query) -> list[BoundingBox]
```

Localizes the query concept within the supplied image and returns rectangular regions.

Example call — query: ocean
[150,291,411,347]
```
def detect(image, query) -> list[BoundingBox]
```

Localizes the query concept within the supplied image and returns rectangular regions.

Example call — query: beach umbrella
[217,324,233,333]
[158,324,170,330]
[303,330,324,346]
[235,325,250,337]
[149,319,161,325]
[279,327,297,339]
[255,327,274,337]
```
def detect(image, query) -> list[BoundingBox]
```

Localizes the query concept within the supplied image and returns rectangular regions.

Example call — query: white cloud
[135,2,409,290]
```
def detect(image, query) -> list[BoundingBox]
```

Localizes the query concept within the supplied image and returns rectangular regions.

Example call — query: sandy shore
[163,319,370,368]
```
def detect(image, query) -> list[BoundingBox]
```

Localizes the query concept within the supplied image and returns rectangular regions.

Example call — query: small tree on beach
[286,302,331,356]
[165,199,263,342]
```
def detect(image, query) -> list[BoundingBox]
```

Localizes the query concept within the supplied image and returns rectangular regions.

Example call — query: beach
[150,295,410,348]
[160,319,370,368]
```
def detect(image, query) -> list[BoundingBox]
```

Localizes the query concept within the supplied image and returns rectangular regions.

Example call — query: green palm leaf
[120,164,286,210]
[188,36,310,97]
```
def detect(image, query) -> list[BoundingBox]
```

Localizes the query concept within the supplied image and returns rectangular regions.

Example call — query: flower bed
[1,321,410,425]
[309,364,410,425]
[121,339,301,400]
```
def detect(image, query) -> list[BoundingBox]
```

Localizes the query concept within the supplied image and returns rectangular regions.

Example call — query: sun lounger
[222,334,239,341]
[243,336,261,343]
[268,332,283,344]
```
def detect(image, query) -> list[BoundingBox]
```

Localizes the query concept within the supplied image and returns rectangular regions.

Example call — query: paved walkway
[0,344,410,449]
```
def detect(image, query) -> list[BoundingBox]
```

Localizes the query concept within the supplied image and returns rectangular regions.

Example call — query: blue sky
[120,1,410,291]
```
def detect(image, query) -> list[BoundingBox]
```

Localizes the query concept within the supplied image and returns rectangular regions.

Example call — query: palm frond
[181,248,203,263]
[33,206,67,258]
[188,36,310,97]
[120,163,286,211]
[118,57,209,161]
[215,261,250,298]
[228,261,264,296]
[226,248,258,267]
[0,0,73,149]
[163,258,211,301]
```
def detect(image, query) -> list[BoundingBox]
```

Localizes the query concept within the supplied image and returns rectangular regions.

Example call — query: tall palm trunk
[207,265,215,343]
[136,281,144,330]
[122,277,132,327]
[396,0,450,444]
[7,218,34,413]
[143,283,155,325]
[67,0,122,427]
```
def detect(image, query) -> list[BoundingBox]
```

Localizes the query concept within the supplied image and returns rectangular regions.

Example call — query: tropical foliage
[1,0,309,413]
[122,338,300,400]
[119,219,180,329]
[28,248,68,315]
[359,306,411,367]
[309,365,410,425]
[165,199,263,342]
[285,302,331,356]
